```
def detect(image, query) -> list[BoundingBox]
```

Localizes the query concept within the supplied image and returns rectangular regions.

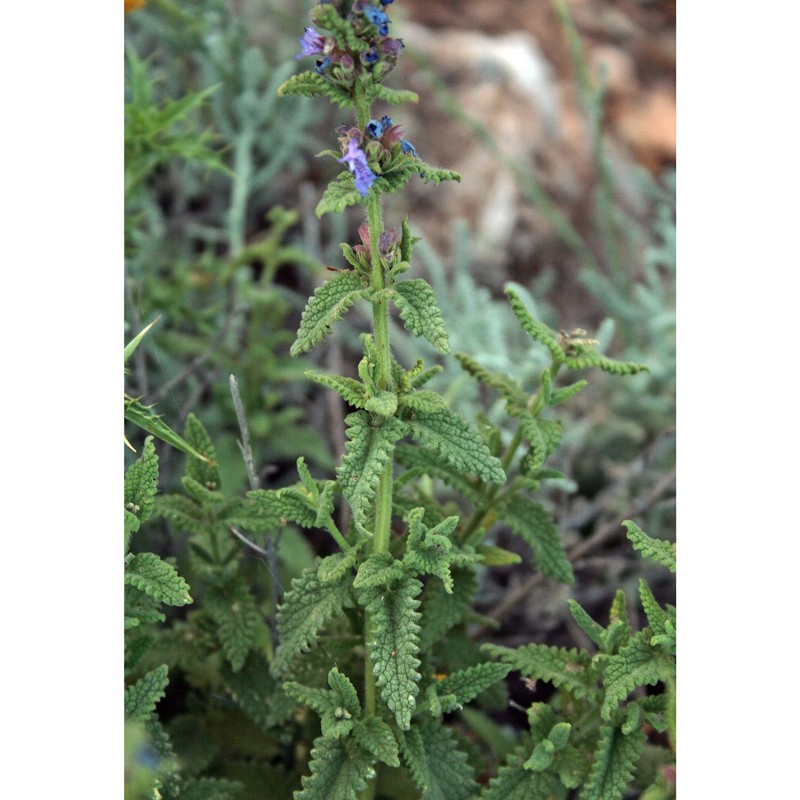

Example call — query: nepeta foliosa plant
[125,3,675,799]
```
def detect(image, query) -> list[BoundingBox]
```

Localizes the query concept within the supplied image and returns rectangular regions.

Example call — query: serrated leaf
[316,171,366,217]
[601,633,675,721]
[392,279,450,353]
[580,724,646,800]
[337,412,407,535]
[483,643,601,701]
[549,379,588,406]
[399,719,478,800]
[419,567,477,652]
[295,735,374,800]
[172,777,244,800]
[353,717,400,768]
[405,409,505,484]
[125,664,169,721]
[505,288,564,361]
[501,497,574,584]
[353,552,407,591]
[284,668,361,739]
[306,370,369,408]
[402,508,459,593]
[248,486,318,528]
[365,84,420,105]
[359,574,422,730]
[480,742,565,800]
[223,654,295,732]
[434,663,511,713]
[395,444,484,506]
[365,390,398,416]
[454,352,526,405]
[318,546,361,583]
[124,436,159,532]
[277,70,354,107]
[564,349,648,375]
[153,493,206,534]
[181,475,225,506]
[397,389,449,414]
[125,553,192,606]
[205,578,262,672]
[184,413,220,488]
[272,562,355,676]
[291,271,370,355]
[568,599,606,647]
[623,520,676,572]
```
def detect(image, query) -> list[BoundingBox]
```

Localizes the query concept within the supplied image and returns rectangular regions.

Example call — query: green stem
[460,362,563,544]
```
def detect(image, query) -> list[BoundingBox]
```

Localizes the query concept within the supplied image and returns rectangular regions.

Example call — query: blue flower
[380,0,394,5]
[362,5,390,36]
[400,139,418,157]
[380,115,393,129]
[366,119,384,138]
[315,57,333,74]
[362,48,379,64]
[338,138,376,197]
[296,26,325,59]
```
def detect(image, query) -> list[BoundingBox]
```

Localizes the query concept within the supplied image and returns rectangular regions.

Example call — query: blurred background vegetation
[125,0,674,793]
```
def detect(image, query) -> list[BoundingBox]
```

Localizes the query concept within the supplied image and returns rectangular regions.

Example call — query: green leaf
[353,717,400,768]
[184,413,220,489]
[580,724,646,800]
[316,171,366,217]
[306,370,369,408]
[353,552,407,592]
[291,271,370,356]
[505,288,564,361]
[397,389,449,414]
[125,664,169,721]
[392,279,451,353]
[295,735,374,800]
[601,633,675,721]
[249,486,319,529]
[365,84,420,105]
[124,398,211,465]
[205,578,262,672]
[476,544,522,566]
[405,409,505,484]
[483,643,601,701]
[399,718,478,800]
[223,654,295,732]
[501,497,574,584]
[480,743,565,800]
[567,599,606,647]
[395,444,484,506]
[402,508,459,593]
[337,412,407,535]
[124,436,159,535]
[549,379,588,406]
[284,668,361,740]
[358,574,423,730]
[365,390,399,417]
[125,553,192,606]
[124,318,159,364]
[434,662,511,713]
[169,778,243,800]
[271,562,355,676]
[564,349,648,376]
[623,520,676,572]
[276,70,354,107]
[419,567,477,652]
[454,353,526,405]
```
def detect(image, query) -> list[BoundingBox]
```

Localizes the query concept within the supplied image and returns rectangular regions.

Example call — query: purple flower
[338,138,376,197]
[296,26,325,59]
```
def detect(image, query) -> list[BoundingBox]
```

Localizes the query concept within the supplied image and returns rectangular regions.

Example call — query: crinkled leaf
[337,412,407,535]
[125,664,169,721]
[402,508,459,592]
[505,288,564,361]
[205,578,262,672]
[125,552,192,606]
[580,724,647,800]
[124,436,159,532]
[399,718,478,800]
[434,663,511,714]
[291,271,370,355]
[480,742,565,800]
[277,70,354,108]
[365,390,398,417]
[272,562,355,676]
[295,735,373,800]
[623,520,676,572]
[353,716,400,768]
[405,409,505,484]
[359,574,422,730]
[392,279,450,354]
[316,171,366,217]
[306,370,369,408]
[501,497,574,584]
[184,413,220,489]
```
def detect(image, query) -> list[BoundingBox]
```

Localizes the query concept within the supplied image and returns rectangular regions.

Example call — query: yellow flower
[124,0,147,13]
